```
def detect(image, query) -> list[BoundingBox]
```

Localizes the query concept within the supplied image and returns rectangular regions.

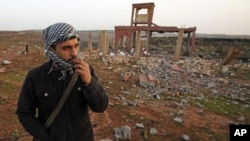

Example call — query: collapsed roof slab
[114,25,196,55]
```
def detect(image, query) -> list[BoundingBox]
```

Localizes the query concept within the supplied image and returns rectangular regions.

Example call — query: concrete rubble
[98,52,250,100]
[1,60,12,65]
[113,125,131,140]
[86,51,250,140]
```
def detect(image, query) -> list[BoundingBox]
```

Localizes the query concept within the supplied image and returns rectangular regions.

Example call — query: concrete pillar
[88,33,92,52]
[106,33,109,53]
[145,31,150,52]
[186,33,191,56]
[134,31,141,58]
[98,32,101,50]
[111,36,115,49]
[101,31,108,56]
[189,31,196,56]
[174,28,184,61]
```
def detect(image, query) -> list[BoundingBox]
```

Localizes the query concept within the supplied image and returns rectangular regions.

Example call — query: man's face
[54,38,79,61]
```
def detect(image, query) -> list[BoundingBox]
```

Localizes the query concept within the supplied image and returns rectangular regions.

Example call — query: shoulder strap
[44,73,78,128]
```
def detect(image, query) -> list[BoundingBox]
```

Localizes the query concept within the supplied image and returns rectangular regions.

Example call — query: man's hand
[72,59,91,86]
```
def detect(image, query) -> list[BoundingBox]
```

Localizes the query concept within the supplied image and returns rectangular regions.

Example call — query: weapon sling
[44,73,78,128]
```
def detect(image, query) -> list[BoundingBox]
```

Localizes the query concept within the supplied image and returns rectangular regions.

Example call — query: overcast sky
[0,0,249,35]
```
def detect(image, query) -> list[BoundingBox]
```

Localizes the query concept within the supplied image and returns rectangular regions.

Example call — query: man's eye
[63,46,70,50]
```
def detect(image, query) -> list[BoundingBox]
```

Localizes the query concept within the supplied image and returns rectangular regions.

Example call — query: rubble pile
[87,52,250,106]
[89,52,250,140]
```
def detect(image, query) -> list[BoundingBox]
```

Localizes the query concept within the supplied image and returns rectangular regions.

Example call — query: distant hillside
[1,30,250,41]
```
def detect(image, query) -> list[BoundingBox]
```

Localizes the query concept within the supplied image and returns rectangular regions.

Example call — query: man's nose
[71,47,78,57]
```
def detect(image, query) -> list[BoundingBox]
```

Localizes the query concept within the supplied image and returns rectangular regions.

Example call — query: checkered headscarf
[42,22,79,80]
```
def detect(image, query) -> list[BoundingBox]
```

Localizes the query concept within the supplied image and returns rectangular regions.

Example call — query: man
[25,44,28,55]
[16,22,108,141]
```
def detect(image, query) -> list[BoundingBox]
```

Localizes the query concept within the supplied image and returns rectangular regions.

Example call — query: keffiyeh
[42,22,79,80]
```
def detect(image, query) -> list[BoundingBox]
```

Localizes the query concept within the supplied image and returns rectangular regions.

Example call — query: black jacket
[16,61,108,141]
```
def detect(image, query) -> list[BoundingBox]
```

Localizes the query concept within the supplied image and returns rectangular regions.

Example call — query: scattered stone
[241,104,250,109]
[113,125,131,140]
[149,128,158,135]
[135,123,144,129]
[228,120,238,125]
[126,101,137,107]
[175,91,181,97]
[182,134,191,141]
[0,67,7,73]
[237,115,246,122]
[139,74,158,88]
[173,117,183,124]
[168,102,182,108]
[153,93,160,99]
[2,60,12,65]
[196,109,204,115]
[121,72,131,81]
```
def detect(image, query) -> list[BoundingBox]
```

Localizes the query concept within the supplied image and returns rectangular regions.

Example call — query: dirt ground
[0,31,249,141]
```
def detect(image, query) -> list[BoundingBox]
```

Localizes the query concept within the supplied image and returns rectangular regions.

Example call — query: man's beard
[46,49,75,80]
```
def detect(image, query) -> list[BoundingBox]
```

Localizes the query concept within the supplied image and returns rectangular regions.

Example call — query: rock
[0,67,7,73]
[149,128,158,135]
[121,71,131,81]
[173,117,183,124]
[135,123,144,128]
[182,134,190,141]
[126,101,137,107]
[139,74,158,88]
[2,60,12,65]
[237,115,246,122]
[113,126,131,140]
